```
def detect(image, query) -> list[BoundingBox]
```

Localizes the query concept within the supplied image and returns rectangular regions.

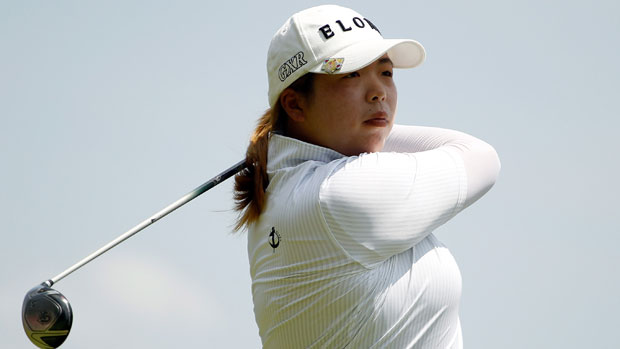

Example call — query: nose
[366,77,387,103]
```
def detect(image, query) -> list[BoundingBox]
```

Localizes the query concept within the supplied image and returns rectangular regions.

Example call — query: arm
[384,124,501,208]
[319,125,500,267]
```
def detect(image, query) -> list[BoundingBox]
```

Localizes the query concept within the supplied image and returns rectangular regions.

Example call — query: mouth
[363,112,389,127]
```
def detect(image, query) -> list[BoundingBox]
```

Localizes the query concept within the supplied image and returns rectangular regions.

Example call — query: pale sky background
[1,0,619,348]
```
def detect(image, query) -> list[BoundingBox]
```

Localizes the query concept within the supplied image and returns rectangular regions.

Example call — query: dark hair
[233,74,314,231]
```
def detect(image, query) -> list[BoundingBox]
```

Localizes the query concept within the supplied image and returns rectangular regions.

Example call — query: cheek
[318,89,358,119]
[389,82,397,100]
[388,86,397,113]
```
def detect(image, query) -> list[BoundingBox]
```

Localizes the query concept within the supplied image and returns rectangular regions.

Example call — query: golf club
[22,159,246,348]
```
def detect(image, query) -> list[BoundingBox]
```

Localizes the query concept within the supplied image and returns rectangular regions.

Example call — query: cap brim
[308,39,426,74]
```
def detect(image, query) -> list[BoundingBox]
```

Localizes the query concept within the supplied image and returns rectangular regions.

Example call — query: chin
[351,142,385,156]
[338,132,389,156]
[366,135,388,153]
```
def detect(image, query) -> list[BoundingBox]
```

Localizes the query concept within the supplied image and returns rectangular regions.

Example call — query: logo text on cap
[318,17,381,40]
[278,51,308,82]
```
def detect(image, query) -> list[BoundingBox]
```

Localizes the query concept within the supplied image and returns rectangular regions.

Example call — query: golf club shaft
[46,159,246,287]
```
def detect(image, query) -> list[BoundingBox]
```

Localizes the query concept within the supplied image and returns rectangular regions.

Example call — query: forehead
[312,55,393,88]
[375,55,394,67]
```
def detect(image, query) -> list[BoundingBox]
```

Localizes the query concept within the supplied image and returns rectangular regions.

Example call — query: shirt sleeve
[385,124,501,208]
[319,125,500,267]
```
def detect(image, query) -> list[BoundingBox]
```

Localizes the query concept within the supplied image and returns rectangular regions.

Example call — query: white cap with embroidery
[267,4,426,107]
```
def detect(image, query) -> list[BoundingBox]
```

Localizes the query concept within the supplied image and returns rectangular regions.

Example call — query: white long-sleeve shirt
[247,125,500,348]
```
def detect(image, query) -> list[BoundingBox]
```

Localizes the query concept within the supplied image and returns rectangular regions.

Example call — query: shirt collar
[267,133,344,173]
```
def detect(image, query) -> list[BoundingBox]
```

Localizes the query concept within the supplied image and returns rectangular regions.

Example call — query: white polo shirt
[248,127,474,348]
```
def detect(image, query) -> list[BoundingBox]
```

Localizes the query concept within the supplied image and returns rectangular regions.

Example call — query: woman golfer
[234,5,500,348]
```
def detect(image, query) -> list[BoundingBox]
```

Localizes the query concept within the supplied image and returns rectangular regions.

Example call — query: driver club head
[22,283,73,349]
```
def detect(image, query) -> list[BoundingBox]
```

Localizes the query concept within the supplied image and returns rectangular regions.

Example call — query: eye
[344,71,360,78]
[382,70,393,77]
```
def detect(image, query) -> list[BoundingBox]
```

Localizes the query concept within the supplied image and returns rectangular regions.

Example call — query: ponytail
[233,73,314,231]
[233,107,282,231]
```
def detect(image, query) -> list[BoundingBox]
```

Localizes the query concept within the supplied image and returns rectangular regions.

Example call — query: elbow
[486,143,501,186]
[463,141,501,208]
[476,141,501,192]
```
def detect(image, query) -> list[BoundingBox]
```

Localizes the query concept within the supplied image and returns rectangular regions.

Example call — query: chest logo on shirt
[268,227,281,253]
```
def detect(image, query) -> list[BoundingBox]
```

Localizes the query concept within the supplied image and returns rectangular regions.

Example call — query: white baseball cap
[267,4,426,107]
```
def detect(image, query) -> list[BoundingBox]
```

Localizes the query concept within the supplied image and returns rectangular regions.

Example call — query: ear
[279,89,306,123]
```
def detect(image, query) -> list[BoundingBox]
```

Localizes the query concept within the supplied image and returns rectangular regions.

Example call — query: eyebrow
[378,57,394,67]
